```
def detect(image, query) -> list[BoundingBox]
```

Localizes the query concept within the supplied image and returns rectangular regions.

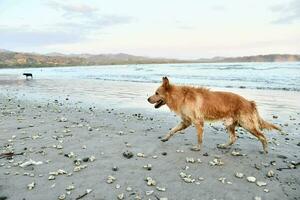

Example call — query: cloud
[46,0,98,16]
[0,1,134,49]
[211,5,226,11]
[271,0,300,24]
[0,26,82,48]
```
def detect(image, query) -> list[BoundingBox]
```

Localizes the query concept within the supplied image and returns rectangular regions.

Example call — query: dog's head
[147,76,170,109]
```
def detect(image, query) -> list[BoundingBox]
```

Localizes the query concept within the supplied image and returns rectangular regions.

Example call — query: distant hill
[0,49,299,68]
[0,50,187,68]
[211,54,300,63]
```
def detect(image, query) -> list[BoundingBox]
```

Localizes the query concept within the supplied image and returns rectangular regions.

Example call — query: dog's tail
[250,101,281,131]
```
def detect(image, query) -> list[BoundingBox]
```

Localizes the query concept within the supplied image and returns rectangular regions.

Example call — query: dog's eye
[155,92,159,95]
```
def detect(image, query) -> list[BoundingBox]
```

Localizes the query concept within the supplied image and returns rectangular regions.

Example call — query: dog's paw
[217,144,229,149]
[190,145,201,151]
[161,137,169,142]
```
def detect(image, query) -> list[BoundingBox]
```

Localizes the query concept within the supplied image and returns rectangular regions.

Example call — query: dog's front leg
[190,120,204,151]
[161,121,191,142]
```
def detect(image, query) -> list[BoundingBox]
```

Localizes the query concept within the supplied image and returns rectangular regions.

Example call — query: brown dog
[148,77,280,153]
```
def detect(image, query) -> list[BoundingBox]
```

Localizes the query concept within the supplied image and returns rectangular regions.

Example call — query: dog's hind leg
[190,120,204,151]
[217,122,237,149]
[161,120,191,142]
[240,117,268,153]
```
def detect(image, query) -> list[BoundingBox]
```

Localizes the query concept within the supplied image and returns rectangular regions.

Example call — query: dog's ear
[162,76,169,88]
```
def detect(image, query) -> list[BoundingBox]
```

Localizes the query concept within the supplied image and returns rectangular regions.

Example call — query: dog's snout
[147,97,151,102]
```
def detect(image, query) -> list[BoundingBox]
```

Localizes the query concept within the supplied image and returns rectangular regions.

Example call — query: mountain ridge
[1,49,300,68]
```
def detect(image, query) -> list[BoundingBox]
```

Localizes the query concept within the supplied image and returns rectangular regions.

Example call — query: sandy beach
[0,77,299,200]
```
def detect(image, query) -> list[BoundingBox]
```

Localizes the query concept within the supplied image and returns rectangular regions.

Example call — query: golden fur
[148,77,280,153]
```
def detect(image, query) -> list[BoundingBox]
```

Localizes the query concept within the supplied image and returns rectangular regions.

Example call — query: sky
[0,0,299,59]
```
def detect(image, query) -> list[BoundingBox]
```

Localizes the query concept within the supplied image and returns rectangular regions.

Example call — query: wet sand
[0,79,300,200]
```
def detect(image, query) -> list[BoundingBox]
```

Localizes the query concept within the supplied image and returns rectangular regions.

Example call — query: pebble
[112,166,119,171]
[123,151,133,159]
[264,189,269,193]
[126,186,132,191]
[180,172,195,183]
[209,158,224,166]
[267,170,274,177]
[59,117,67,122]
[235,172,244,178]
[247,176,256,183]
[186,157,195,163]
[27,182,35,190]
[48,175,56,180]
[66,185,75,191]
[156,186,166,192]
[256,181,267,187]
[145,177,156,186]
[161,152,167,156]
[117,193,124,200]
[145,190,154,196]
[231,151,244,156]
[115,184,121,189]
[137,153,145,157]
[58,194,66,200]
[143,164,152,170]
[73,165,87,172]
[107,175,116,184]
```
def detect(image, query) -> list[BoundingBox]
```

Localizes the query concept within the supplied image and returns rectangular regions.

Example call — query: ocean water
[0,62,300,113]
[0,62,300,91]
